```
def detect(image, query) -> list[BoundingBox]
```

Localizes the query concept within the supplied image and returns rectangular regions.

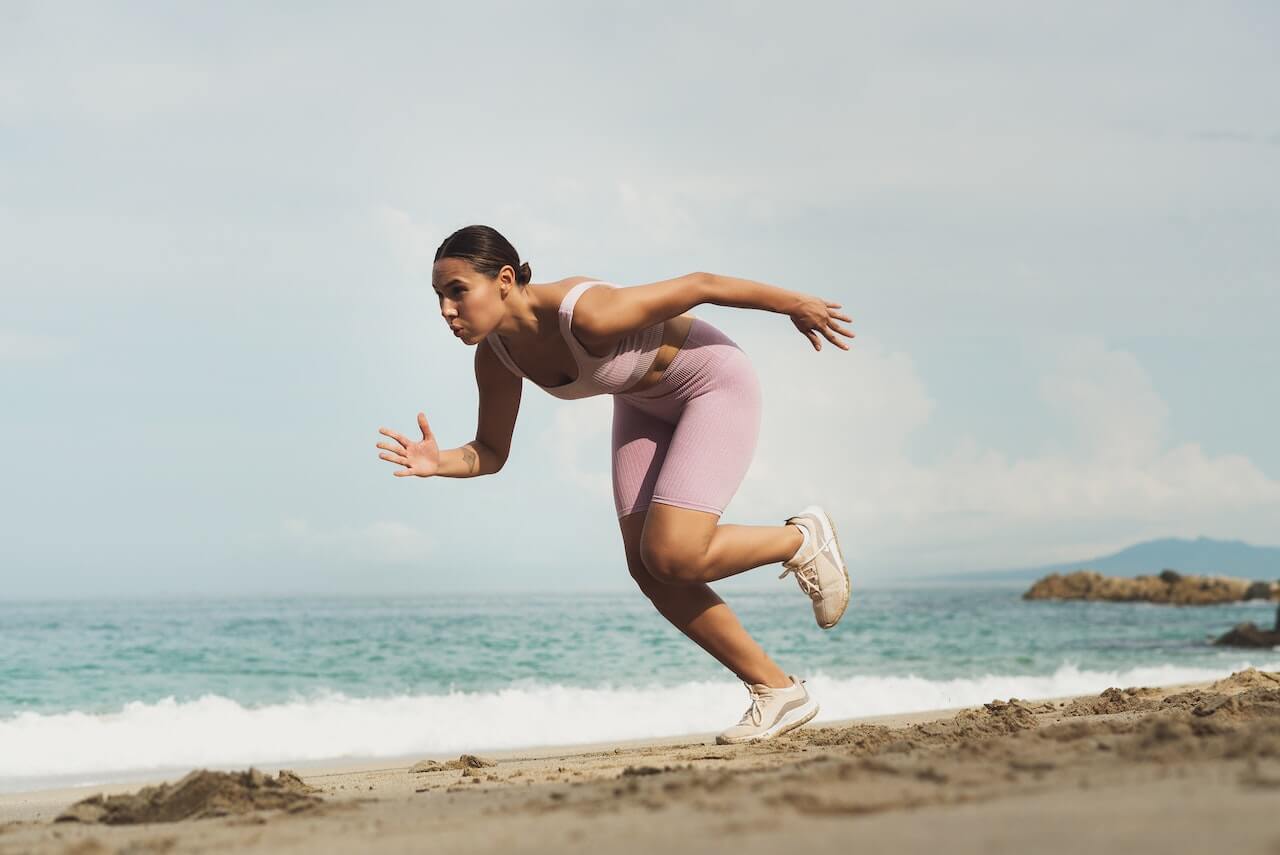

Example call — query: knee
[638,539,703,586]
[627,560,662,601]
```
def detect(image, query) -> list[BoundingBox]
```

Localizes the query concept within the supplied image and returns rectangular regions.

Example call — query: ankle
[785,523,810,563]
[757,672,793,691]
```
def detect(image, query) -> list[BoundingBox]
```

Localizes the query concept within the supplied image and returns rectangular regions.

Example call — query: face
[431,258,514,345]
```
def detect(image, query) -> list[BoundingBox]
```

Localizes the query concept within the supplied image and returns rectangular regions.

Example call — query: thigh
[611,396,676,519]
[641,350,762,559]
[618,508,647,574]
[649,350,762,518]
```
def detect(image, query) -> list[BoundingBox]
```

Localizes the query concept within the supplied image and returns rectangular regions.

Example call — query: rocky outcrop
[1214,606,1280,649]
[1023,569,1280,605]
[1244,581,1275,601]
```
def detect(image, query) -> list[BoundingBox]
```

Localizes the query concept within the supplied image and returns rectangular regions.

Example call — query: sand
[2,669,1279,854]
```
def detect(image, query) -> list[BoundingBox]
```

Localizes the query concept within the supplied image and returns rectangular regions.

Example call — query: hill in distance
[952,537,1280,583]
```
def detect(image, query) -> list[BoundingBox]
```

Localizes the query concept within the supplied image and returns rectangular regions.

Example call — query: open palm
[377,412,439,477]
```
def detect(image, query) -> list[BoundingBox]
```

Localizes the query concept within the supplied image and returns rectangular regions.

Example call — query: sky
[2,1,1278,598]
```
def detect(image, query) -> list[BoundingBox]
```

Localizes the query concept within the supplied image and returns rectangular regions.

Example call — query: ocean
[2,587,1277,793]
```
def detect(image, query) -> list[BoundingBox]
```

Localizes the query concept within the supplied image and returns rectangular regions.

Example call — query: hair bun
[517,262,532,286]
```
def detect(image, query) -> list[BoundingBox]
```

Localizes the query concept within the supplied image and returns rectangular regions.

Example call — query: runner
[377,225,856,743]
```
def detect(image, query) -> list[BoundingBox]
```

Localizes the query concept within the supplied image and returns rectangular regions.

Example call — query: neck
[495,285,552,340]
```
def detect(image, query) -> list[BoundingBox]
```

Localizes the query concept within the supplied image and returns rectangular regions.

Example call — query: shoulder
[562,279,626,349]
[547,276,609,300]
[518,276,607,314]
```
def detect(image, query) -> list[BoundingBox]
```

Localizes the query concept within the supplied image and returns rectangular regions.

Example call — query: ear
[498,264,516,298]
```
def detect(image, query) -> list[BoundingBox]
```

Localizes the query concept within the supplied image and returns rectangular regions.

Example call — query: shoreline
[10,659,1280,801]
[0,702,1011,823]
[7,675,1269,839]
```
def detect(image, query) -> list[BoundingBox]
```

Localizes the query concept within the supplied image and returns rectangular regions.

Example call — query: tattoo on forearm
[462,447,478,474]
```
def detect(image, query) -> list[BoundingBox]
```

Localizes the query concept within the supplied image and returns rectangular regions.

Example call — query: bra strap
[558,281,610,356]
[484,334,526,379]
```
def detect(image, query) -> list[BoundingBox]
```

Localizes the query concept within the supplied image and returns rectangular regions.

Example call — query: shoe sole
[715,698,820,745]
[797,505,851,630]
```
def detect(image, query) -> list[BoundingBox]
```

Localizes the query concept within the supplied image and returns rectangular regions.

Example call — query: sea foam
[3,659,1276,792]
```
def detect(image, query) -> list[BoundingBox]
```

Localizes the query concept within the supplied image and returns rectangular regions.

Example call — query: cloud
[282,518,434,565]
[550,335,1280,573]
[1040,339,1168,463]
[0,331,74,361]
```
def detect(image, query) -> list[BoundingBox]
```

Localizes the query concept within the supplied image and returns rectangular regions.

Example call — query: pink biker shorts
[611,318,762,518]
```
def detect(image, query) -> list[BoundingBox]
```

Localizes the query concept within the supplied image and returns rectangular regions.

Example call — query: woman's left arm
[575,272,855,352]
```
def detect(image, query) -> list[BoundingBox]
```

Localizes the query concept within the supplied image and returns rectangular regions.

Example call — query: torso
[494,277,693,393]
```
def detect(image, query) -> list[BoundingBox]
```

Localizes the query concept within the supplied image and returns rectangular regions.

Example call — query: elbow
[693,271,717,301]
[473,440,508,476]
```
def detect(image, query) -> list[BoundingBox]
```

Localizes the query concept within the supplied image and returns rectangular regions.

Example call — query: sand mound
[1156,686,1280,719]
[904,699,1039,746]
[798,699,1038,753]
[409,754,497,774]
[1210,668,1280,692]
[796,723,895,750]
[56,769,321,825]
[1060,686,1161,717]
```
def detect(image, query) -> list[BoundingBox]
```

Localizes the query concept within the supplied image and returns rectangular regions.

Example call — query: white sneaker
[779,505,850,629]
[716,676,819,745]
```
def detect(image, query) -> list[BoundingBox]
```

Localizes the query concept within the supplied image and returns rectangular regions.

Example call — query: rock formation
[1214,606,1280,649]
[1023,569,1279,605]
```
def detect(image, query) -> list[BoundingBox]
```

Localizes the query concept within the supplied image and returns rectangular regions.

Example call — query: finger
[376,442,406,455]
[379,427,410,448]
[393,469,412,477]
[829,321,856,338]
[825,301,842,309]
[418,411,434,439]
[831,311,853,323]
[820,326,850,351]
[804,329,822,351]
[379,452,409,466]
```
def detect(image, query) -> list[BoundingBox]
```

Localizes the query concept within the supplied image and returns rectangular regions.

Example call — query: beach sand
[2,669,1278,854]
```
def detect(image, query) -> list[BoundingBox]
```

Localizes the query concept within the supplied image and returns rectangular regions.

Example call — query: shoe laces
[779,562,821,599]
[737,683,769,726]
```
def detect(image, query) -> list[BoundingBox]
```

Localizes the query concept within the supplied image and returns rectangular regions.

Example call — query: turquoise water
[3,588,1275,715]
[2,588,1277,791]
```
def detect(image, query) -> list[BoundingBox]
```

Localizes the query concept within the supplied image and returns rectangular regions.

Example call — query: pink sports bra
[485,281,664,400]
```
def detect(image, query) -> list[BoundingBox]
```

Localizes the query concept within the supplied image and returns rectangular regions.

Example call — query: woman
[376,225,855,743]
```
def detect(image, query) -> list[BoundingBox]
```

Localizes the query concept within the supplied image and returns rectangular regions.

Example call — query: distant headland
[1023,569,1279,605]
[955,537,1280,584]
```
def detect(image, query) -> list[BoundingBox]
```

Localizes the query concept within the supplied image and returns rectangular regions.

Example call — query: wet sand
[3,669,1278,854]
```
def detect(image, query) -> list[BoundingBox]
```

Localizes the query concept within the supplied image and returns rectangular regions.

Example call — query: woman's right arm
[448,341,522,477]
[376,341,521,479]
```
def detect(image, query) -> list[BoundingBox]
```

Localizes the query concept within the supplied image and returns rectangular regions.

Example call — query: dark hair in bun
[434,225,532,286]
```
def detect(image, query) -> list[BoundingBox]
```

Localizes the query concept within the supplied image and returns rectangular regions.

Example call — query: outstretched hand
[788,295,855,351]
[377,412,439,478]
